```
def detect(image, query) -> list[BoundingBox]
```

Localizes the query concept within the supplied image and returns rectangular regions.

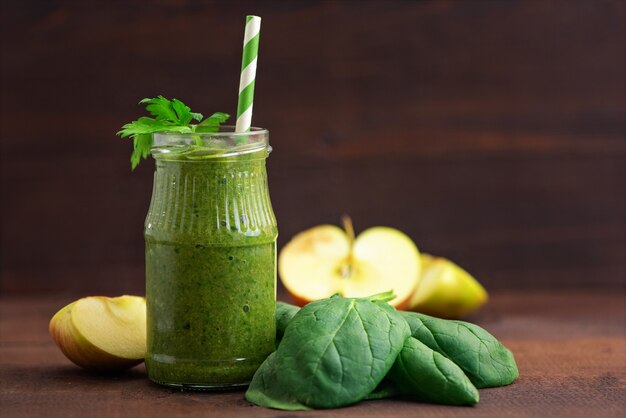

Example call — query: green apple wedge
[279,217,421,309]
[49,295,146,371]
[407,255,488,318]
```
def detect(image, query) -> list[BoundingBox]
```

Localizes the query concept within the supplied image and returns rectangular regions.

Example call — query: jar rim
[152,125,270,159]
[154,125,268,138]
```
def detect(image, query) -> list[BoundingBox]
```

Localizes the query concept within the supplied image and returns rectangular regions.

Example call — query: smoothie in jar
[144,128,277,389]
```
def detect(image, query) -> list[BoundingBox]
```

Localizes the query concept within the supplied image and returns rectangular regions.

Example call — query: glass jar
[144,127,277,389]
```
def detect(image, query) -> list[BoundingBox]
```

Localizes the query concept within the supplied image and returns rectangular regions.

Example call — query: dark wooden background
[1,0,624,295]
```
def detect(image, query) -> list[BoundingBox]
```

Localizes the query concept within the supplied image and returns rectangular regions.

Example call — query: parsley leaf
[195,112,230,133]
[130,134,152,170]
[117,97,229,170]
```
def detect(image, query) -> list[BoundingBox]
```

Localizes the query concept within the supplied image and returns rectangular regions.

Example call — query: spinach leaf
[365,378,408,400]
[276,301,299,342]
[246,293,410,410]
[276,302,408,403]
[387,337,479,405]
[245,352,310,410]
[400,311,518,388]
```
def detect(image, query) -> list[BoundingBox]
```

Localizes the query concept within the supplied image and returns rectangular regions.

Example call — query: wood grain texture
[1,290,624,417]
[1,0,624,293]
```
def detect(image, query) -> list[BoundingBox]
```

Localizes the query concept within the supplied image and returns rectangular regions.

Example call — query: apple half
[407,255,488,318]
[49,295,146,371]
[279,223,421,308]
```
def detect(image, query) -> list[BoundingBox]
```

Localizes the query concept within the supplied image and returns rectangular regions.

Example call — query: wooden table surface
[1,290,624,417]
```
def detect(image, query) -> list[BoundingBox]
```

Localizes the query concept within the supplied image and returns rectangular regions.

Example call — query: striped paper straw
[235,15,261,133]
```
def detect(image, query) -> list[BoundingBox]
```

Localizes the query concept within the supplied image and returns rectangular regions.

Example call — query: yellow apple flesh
[49,295,146,371]
[279,225,421,308]
[407,255,488,318]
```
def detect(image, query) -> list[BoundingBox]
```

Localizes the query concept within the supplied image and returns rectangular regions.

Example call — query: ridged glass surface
[145,157,276,244]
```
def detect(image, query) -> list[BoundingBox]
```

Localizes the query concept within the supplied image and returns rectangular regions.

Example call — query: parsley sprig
[117,96,229,169]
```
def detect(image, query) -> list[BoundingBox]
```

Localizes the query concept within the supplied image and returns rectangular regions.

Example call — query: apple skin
[287,291,413,310]
[286,293,311,308]
[406,255,488,319]
[287,293,413,310]
[392,294,413,311]
[49,297,144,371]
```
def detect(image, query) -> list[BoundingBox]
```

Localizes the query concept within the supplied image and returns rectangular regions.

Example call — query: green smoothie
[144,132,277,389]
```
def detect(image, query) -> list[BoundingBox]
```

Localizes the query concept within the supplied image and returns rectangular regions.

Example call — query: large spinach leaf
[245,352,309,410]
[277,302,408,403]
[387,337,479,405]
[400,311,518,388]
[246,293,410,410]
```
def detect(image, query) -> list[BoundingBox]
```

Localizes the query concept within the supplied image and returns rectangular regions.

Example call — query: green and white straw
[236,15,261,133]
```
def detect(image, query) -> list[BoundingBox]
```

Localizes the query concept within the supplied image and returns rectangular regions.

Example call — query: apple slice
[407,255,488,318]
[49,295,146,371]
[279,219,421,308]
